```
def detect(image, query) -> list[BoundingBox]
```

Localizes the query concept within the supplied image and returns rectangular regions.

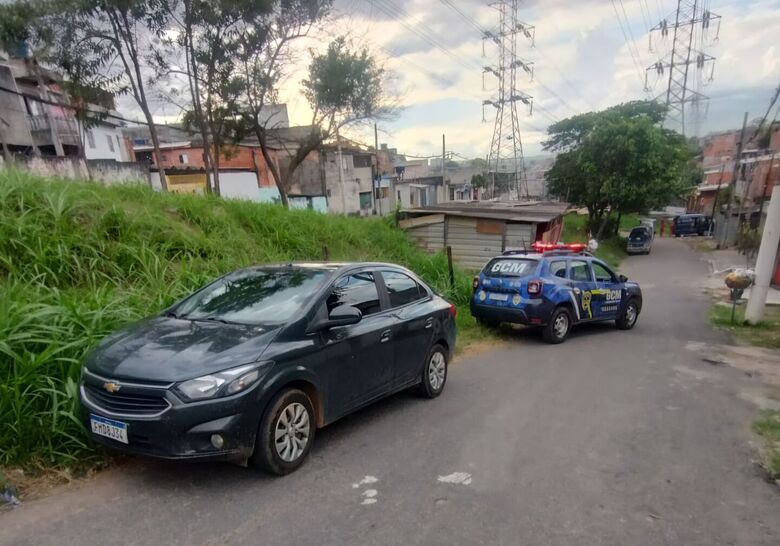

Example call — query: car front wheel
[417,344,448,398]
[252,388,315,475]
[616,300,639,330]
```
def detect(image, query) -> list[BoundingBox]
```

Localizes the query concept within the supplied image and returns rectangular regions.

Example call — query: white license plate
[90,414,128,444]
[488,293,509,301]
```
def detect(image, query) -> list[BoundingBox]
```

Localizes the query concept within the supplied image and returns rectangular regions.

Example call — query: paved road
[2,238,779,545]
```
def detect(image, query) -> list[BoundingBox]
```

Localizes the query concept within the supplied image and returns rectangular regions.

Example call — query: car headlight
[174,362,269,402]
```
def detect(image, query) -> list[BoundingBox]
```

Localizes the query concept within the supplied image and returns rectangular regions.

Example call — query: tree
[544,101,690,238]
[470,173,486,188]
[234,0,332,207]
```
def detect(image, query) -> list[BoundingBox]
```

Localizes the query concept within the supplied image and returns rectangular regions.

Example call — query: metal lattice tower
[482,0,534,199]
[645,0,721,136]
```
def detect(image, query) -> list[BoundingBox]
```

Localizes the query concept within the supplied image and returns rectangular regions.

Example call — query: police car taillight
[472,275,479,291]
[527,279,543,295]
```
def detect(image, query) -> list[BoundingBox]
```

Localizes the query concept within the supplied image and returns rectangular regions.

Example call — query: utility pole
[757,154,777,222]
[336,127,346,214]
[441,134,446,202]
[645,0,721,136]
[708,163,726,235]
[720,112,748,248]
[745,174,780,324]
[482,0,533,200]
[374,123,382,216]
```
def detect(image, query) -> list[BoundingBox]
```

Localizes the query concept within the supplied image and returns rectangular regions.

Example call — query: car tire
[417,344,448,398]
[542,307,571,344]
[251,388,315,476]
[616,299,639,330]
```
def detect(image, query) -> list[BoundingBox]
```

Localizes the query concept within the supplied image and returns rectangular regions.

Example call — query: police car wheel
[616,300,639,330]
[542,307,571,344]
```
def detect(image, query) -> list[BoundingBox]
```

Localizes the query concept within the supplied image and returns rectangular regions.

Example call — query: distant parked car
[80,263,456,475]
[674,214,710,236]
[639,218,656,239]
[626,226,653,254]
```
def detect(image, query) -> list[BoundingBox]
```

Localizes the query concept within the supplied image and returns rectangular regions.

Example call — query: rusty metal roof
[401,201,568,223]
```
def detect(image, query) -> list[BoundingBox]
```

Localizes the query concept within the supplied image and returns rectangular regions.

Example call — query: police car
[470,242,643,344]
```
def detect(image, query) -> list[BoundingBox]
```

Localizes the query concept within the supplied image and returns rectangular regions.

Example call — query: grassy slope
[0,169,478,468]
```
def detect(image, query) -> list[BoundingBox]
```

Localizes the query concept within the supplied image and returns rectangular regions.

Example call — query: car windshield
[629,228,649,240]
[484,258,538,278]
[174,268,328,325]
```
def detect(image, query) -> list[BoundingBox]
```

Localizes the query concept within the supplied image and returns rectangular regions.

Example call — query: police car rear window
[483,258,538,277]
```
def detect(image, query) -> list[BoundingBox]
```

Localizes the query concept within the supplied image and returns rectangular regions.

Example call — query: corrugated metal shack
[399,201,567,270]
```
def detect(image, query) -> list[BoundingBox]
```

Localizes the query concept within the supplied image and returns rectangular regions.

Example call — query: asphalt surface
[2,238,779,545]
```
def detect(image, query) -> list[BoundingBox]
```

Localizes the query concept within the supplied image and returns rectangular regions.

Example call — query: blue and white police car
[470,242,643,343]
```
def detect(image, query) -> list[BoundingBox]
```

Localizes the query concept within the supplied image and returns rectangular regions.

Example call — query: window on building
[161,154,168,162]
[106,134,115,152]
[179,153,189,165]
[326,272,381,316]
[397,190,401,202]
[353,154,372,168]
[359,191,372,210]
[381,271,424,308]
[86,130,95,149]
[116,135,122,150]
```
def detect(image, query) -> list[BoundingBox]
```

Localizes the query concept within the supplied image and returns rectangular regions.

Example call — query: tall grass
[0,169,473,467]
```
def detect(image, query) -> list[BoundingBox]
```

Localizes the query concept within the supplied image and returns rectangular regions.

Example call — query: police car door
[590,260,622,319]
[568,259,596,320]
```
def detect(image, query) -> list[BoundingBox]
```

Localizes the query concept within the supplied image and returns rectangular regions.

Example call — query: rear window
[629,228,649,240]
[483,258,538,278]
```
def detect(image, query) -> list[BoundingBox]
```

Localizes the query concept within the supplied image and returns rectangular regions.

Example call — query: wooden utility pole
[374,123,381,215]
[441,134,446,203]
[720,112,748,248]
[708,164,726,236]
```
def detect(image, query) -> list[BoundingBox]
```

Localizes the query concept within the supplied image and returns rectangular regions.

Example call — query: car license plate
[488,292,509,301]
[90,414,128,444]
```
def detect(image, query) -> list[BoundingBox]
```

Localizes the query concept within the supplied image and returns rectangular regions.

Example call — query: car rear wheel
[616,300,639,330]
[542,307,571,344]
[252,388,315,475]
[417,344,447,398]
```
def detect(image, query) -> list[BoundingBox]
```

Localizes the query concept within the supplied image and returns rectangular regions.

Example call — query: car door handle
[424,317,434,329]
[380,330,392,343]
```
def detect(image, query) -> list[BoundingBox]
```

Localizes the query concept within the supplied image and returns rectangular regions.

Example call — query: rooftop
[401,200,568,223]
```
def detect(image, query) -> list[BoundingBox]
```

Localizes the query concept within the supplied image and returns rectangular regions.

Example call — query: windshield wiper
[163,310,180,319]
[203,316,244,325]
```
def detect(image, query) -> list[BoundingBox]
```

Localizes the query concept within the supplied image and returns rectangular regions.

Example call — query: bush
[0,170,472,467]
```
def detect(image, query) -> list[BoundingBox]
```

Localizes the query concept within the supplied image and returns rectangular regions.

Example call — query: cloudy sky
[268,0,780,159]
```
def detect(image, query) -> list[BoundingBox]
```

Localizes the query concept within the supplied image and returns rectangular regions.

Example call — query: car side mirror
[619,274,628,283]
[310,305,362,332]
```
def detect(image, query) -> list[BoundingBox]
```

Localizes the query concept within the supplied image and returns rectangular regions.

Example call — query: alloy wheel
[274,402,310,462]
[428,352,446,391]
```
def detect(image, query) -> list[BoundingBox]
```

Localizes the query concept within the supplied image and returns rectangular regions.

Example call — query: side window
[592,262,616,283]
[327,272,381,316]
[381,270,423,308]
[570,260,592,282]
[549,260,567,279]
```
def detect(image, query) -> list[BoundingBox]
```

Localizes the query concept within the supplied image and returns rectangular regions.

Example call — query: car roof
[234,262,427,282]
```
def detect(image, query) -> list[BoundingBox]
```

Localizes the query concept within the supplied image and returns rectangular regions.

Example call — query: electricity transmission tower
[482,0,534,200]
[645,0,721,136]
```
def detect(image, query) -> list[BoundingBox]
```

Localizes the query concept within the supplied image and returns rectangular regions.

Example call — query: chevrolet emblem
[104,382,121,393]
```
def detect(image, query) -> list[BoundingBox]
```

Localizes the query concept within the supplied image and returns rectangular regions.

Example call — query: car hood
[85,316,282,383]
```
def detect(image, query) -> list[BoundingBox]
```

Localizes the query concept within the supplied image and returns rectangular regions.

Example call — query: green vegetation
[561,212,631,269]
[709,304,780,350]
[0,169,479,469]
[544,101,691,239]
[752,411,780,479]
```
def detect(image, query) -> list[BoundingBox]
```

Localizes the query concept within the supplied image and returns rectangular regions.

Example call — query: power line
[611,0,648,89]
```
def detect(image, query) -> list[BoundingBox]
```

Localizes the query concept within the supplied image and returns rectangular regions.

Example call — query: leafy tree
[470,173,486,188]
[544,101,690,238]
[469,157,488,171]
